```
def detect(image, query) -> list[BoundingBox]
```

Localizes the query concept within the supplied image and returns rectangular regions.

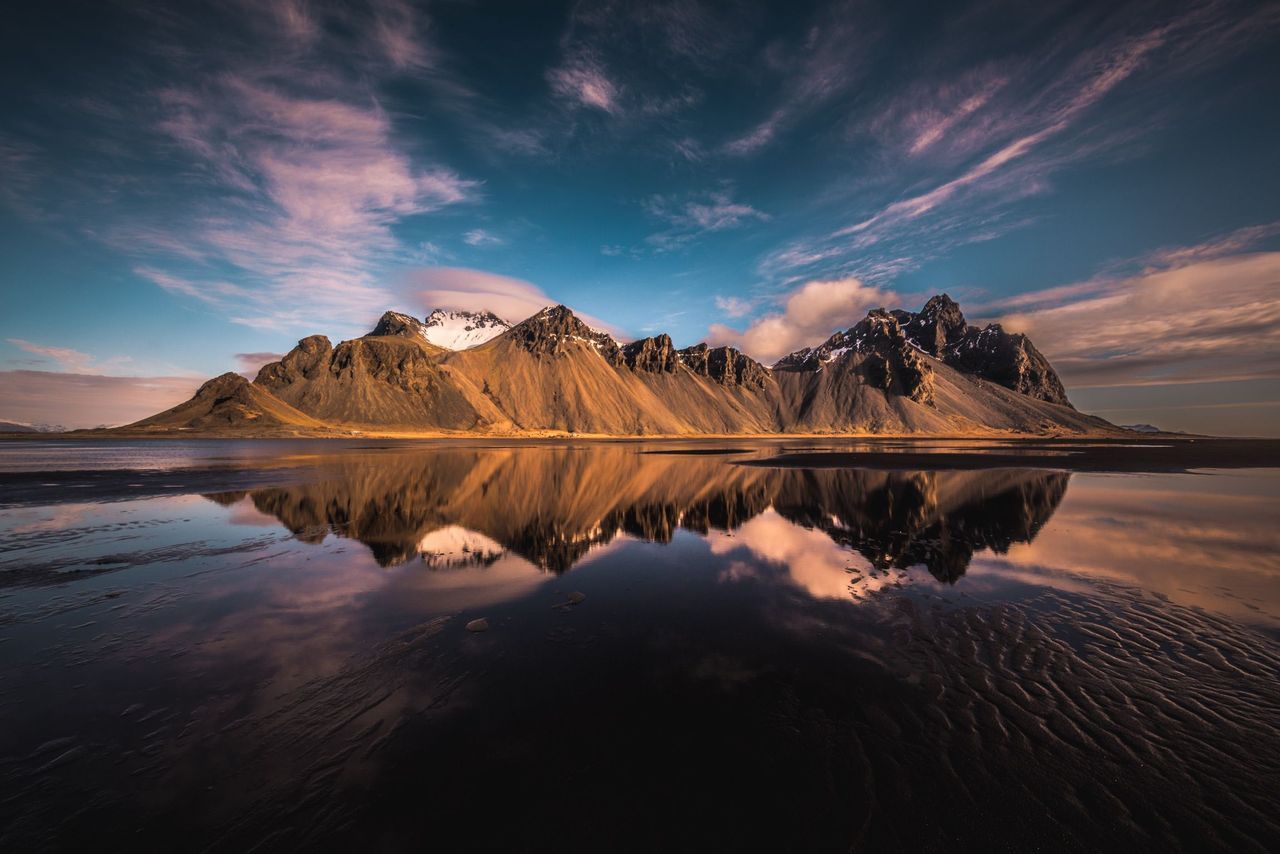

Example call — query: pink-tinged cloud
[6,339,98,374]
[0,371,198,429]
[547,58,620,113]
[235,352,285,378]
[401,267,620,334]
[137,59,477,336]
[995,251,1280,390]
[707,277,897,364]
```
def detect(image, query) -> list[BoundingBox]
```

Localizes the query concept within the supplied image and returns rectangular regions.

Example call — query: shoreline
[2,435,1277,510]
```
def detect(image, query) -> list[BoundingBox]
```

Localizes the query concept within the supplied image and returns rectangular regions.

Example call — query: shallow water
[0,441,1277,851]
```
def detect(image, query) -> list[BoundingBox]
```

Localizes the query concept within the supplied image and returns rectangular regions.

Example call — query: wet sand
[1,440,1277,851]
[742,437,1280,472]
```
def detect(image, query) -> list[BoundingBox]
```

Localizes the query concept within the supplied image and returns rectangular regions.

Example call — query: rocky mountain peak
[255,335,333,388]
[622,334,678,373]
[901,293,971,357]
[946,323,1071,406]
[773,309,934,404]
[677,343,770,390]
[193,372,257,406]
[775,294,1072,408]
[368,311,429,339]
[507,305,623,365]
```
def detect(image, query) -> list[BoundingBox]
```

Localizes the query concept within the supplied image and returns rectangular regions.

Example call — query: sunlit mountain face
[203,448,1070,584]
[2,1,1279,435]
[2,441,1278,849]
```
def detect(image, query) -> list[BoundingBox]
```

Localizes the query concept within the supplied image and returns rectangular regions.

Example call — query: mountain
[202,446,1068,578]
[122,296,1118,436]
[128,372,332,434]
[421,309,510,350]
[0,420,40,433]
[0,420,66,433]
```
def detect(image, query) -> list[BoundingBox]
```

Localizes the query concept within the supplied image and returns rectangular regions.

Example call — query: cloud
[707,277,897,364]
[993,250,1280,390]
[645,188,768,250]
[714,295,755,318]
[547,56,620,113]
[4,3,479,339]
[0,371,197,429]
[235,351,284,378]
[758,3,1280,285]
[6,339,98,374]
[401,267,618,332]
[462,228,504,247]
[837,29,1167,244]
[369,0,431,70]
[5,339,138,375]
[723,3,874,156]
[143,73,477,333]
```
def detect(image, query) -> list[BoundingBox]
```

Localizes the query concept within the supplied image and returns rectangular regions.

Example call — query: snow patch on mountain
[422,309,510,350]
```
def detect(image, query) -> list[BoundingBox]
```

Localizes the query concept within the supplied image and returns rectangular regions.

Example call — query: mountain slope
[128,297,1120,436]
[252,317,506,430]
[127,373,330,433]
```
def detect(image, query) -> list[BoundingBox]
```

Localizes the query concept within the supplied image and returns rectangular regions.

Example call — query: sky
[1,0,1278,434]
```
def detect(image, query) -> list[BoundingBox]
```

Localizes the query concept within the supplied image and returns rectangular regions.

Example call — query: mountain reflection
[205,447,1068,582]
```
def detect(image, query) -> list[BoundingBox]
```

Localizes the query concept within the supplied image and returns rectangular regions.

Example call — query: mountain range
[127,295,1118,436]
[203,445,1068,578]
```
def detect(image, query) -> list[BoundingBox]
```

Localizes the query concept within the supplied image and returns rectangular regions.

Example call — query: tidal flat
[1,439,1277,851]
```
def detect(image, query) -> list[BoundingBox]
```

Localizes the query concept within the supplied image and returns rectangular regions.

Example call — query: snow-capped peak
[422,309,511,350]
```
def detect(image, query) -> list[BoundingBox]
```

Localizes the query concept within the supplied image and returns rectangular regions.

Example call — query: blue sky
[1,0,1278,433]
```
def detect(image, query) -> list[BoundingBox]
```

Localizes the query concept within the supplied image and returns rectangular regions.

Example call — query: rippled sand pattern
[0,443,1277,851]
[874,587,1280,850]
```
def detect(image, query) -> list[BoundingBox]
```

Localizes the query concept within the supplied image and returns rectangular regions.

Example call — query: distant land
[25,294,1128,438]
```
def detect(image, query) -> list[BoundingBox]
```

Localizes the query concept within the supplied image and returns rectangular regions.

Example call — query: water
[1,441,1277,851]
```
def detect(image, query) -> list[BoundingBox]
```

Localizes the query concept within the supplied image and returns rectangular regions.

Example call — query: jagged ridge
[127,296,1112,436]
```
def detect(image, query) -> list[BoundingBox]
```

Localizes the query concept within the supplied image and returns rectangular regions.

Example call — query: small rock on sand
[466,618,489,632]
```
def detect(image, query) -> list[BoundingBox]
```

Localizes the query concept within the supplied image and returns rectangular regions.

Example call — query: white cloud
[645,189,768,250]
[463,228,504,247]
[707,277,897,364]
[402,267,618,332]
[714,295,755,318]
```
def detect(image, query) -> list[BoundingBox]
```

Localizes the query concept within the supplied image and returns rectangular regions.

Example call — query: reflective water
[1,442,1277,851]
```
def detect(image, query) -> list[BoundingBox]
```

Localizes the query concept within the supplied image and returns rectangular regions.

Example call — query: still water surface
[1,441,1277,851]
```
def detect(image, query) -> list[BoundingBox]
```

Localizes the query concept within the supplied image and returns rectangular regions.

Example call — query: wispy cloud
[645,188,769,250]
[707,277,897,364]
[723,1,875,156]
[148,73,476,331]
[10,2,476,337]
[548,56,621,113]
[759,1,1280,285]
[989,226,1280,390]
[5,339,137,375]
[714,295,755,319]
[462,228,504,247]
[0,371,197,429]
